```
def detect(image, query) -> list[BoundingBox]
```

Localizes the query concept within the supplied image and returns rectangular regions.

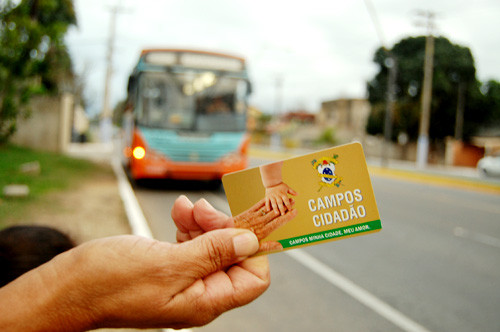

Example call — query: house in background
[318,98,413,161]
[318,98,371,144]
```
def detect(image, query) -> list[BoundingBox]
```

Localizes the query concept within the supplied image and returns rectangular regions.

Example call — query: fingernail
[179,195,194,208]
[199,198,213,209]
[233,232,259,257]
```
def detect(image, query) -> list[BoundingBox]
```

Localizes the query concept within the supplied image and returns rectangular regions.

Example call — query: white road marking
[286,249,433,332]
[115,159,431,332]
[112,160,153,239]
[454,226,500,249]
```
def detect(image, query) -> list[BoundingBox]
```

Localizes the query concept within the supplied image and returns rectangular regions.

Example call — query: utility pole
[416,10,436,168]
[454,81,466,141]
[100,4,123,143]
[102,6,119,120]
[381,55,397,166]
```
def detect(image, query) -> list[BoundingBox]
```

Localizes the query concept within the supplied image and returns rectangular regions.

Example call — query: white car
[477,153,500,177]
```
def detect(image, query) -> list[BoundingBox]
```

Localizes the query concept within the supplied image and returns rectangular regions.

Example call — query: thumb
[176,228,259,279]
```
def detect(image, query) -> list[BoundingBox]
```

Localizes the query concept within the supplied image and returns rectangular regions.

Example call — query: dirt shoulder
[4,160,162,332]
[4,163,131,245]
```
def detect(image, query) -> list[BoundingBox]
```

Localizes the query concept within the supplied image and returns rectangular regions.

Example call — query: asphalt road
[134,159,500,332]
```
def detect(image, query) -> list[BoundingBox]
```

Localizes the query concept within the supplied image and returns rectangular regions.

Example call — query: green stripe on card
[278,220,382,249]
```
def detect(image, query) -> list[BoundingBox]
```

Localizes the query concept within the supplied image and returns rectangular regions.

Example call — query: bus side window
[127,75,136,94]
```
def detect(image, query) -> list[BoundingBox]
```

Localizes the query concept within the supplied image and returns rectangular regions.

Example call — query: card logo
[312,155,342,190]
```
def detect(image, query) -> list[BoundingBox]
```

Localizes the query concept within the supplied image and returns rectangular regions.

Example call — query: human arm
[0,216,267,331]
[260,162,297,215]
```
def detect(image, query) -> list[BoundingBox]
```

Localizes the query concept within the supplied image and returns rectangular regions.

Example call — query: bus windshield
[135,70,249,132]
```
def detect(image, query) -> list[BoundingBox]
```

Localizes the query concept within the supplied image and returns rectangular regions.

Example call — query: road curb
[249,147,500,195]
[111,159,153,239]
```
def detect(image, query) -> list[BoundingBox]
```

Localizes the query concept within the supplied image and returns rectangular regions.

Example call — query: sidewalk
[366,157,481,181]
[65,142,115,163]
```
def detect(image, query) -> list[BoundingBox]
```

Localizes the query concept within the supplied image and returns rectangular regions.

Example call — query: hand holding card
[233,198,298,253]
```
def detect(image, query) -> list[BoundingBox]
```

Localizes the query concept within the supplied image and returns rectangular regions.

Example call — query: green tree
[481,80,500,127]
[366,36,490,143]
[0,0,76,144]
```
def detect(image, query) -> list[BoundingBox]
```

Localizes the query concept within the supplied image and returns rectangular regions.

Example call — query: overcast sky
[65,0,500,116]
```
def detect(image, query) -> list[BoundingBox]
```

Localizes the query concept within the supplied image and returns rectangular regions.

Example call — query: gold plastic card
[222,142,382,255]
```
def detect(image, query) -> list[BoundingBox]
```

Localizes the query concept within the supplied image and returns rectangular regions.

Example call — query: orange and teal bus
[121,49,252,181]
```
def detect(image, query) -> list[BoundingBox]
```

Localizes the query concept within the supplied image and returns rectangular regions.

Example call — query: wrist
[264,181,283,189]
[52,248,100,331]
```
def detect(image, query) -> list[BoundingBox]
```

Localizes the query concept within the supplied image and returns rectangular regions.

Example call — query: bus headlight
[133,146,146,160]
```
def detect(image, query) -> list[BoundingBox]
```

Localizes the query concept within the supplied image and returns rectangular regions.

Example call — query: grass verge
[0,144,106,226]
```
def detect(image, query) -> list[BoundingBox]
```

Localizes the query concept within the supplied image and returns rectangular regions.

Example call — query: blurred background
[3,0,500,166]
[1,1,500,332]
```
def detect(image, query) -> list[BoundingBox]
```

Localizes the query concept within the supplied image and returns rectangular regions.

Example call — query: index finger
[171,195,196,234]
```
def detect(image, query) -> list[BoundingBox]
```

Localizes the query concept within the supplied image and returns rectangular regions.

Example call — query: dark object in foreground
[0,225,75,287]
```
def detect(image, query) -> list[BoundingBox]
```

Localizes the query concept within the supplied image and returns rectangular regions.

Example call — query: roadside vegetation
[0,0,77,143]
[0,144,106,227]
[367,36,500,144]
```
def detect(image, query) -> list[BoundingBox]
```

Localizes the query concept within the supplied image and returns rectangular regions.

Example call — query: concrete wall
[319,98,371,144]
[11,93,73,152]
[446,139,485,167]
[363,135,417,161]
